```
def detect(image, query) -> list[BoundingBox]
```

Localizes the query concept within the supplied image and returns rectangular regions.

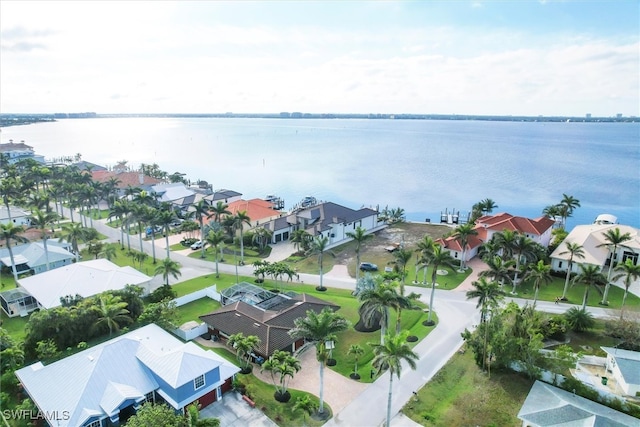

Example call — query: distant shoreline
[1,112,638,127]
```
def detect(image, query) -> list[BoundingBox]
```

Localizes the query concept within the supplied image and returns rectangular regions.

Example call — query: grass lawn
[0,310,29,342]
[516,276,640,309]
[402,351,534,426]
[235,372,331,427]
[175,298,220,325]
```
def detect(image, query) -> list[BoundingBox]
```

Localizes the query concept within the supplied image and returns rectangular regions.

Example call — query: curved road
[71,210,621,427]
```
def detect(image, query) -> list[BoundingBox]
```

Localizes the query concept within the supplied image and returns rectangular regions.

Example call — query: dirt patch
[333,222,453,265]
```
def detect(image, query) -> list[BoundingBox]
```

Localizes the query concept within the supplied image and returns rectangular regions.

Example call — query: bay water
[1,118,638,229]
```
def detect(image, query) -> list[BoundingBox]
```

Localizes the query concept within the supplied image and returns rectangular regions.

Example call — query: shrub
[564,307,595,332]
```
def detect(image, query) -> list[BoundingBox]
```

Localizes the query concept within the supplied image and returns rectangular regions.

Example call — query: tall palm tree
[479,198,498,214]
[93,294,131,336]
[524,260,553,304]
[232,210,251,265]
[288,307,350,416]
[494,229,517,262]
[190,199,211,259]
[154,258,182,286]
[204,229,226,277]
[612,259,640,319]
[28,208,59,271]
[108,200,129,249]
[155,209,177,260]
[60,222,88,262]
[423,244,456,326]
[466,277,504,371]
[510,234,538,293]
[346,226,374,283]
[597,227,632,305]
[558,242,585,300]
[358,282,412,344]
[415,235,435,285]
[452,223,478,271]
[370,331,419,427]
[559,194,580,228]
[260,349,301,400]
[347,344,364,377]
[0,223,28,282]
[389,248,413,292]
[572,264,607,310]
[307,235,331,291]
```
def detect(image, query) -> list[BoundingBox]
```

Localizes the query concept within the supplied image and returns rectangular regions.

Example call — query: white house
[517,380,638,426]
[15,259,152,312]
[550,223,640,274]
[262,201,383,248]
[602,347,640,397]
[0,240,75,277]
[0,140,45,164]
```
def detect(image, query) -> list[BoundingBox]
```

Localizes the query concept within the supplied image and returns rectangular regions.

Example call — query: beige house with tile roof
[550,224,640,274]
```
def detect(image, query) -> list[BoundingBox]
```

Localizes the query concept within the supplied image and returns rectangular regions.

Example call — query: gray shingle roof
[602,347,640,386]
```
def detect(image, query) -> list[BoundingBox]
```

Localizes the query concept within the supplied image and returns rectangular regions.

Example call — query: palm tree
[0,223,28,282]
[510,234,538,293]
[28,208,58,271]
[480,255,514,290]
[292,395,318,425]
[597,227,632,305]
[451,223,478,271]
[155,209,177,260]
[346,226,374,283]
[307,235,332,291]
[358,282,412,344]
[260,350,301,401]
[204,229,226,277]
[494,229,517,262]
[572,264,607,310]
[208,201,231,224]
[388,248,413,293]
[559,194,580,228]
[190,200,211,259]
[228,333,261,373]
[60,222,88,262]
[93,294,131,336]
[99,244,118,261]
[291,229,312,253]
[612,259,640,319]
[423,244,457,326]
[108,199,130,249]
[466,277,504,324]
[232,210,251,265]
[347,344,364,378]
[288,307,350,416]
[558,242,585,300]
[466,277,504,371]
[415,235,435,284]
[154,258,181,286]
[252,227,273,254]
[479,198,498,214]
[524,260,553,304]
[370,331,419,427]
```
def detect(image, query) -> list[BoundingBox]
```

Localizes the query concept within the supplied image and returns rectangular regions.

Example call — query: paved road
[67,209,623,427]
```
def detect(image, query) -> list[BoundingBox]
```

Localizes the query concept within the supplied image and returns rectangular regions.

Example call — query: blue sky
[1,1,638,116]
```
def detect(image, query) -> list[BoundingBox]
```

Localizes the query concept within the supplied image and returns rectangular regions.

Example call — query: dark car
[359,262,378,271]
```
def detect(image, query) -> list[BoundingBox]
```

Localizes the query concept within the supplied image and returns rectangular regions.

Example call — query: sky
[1,0,638,117]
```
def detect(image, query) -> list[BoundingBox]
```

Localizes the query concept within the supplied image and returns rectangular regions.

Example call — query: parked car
[190,240,204,250]
[359,262,378,271]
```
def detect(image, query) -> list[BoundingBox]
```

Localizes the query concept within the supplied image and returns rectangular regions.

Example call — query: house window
[145,391,155,403]
[85,420,102,427]
[622,251,639,265]
[558,261,563,269]
[194,374,205,390]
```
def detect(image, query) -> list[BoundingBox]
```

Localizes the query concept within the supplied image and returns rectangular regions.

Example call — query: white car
[190,240,204,250]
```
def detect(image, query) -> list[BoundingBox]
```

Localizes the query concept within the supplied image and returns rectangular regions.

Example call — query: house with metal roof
[15,323,240,427]
[602,347,640,397]
[262,201,383,248]
[11,259,151,314]
[517,381,639,426]
[200,284,339,358]
[0,205,31,226]
[550,223,640,275]
[0,239,75,276]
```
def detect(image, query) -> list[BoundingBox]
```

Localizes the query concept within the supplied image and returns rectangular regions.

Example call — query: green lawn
[402,351,534,426]
[175,298,220,325]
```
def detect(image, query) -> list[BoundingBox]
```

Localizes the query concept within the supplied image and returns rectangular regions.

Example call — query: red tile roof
[91,171,163,188]
[227,199,282,222]
[475,212,555,236]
